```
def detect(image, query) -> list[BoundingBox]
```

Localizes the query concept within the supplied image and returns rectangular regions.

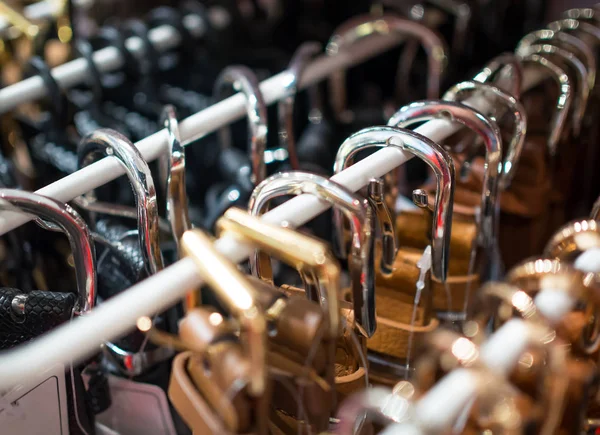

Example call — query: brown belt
[367,315,439,360]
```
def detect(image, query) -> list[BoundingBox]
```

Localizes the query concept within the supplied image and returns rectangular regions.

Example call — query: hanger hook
[334,125,455,283]
[248,170,376,338]
[443,80,527,190]
[0,189,96,314]
[326,14,448,122]
[279,42,323,170]
[77,128,164,275]
[158,105,191,247]
[473,52,524,98]
[516,41,591,137]
[213,65,269,185]
[180,228,267,397]
[388,100,502,257]
[516,54,572,157]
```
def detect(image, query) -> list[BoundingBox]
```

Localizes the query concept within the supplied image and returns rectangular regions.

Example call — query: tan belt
[169,351,235,435]
[367,315,439,359]
[392,211,481,312]
[431,274,480,313]
[368,245,439,383]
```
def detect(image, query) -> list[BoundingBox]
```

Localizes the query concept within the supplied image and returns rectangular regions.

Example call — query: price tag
[96,375,176,435]
[0,364,69,435]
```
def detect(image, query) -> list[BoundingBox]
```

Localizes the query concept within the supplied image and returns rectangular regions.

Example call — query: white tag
[0,363,69,435]
[415,246,432,305]
[96,376,176,435]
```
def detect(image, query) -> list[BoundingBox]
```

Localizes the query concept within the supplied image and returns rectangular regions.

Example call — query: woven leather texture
[0,288,75,349]
[95,219,156,353]
[96,219,146,299]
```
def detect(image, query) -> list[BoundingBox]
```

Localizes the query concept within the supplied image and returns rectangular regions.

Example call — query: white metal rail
[0,8,218,114]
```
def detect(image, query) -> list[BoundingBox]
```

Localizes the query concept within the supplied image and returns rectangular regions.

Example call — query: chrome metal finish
[443,80,527,190]
[382,0,472,55]
[368,178,397,275]
[248,171,376,337]
[279,42,322,170]
[516,42,590,136]
[78,128,164,275]
[517,54,572,156]
[517,29,596,89]
[473,52,524,97]
[549,18,600,53]
[388,101,501,253]
[334,125,454,282]
[158,105,191,246]
[326,14,447,121]
[564,8,600,22]
[0,189,96,314]
[11,294,27,316]
[214,66,269,185]
[412,189,429,209]
[427,0,471,55]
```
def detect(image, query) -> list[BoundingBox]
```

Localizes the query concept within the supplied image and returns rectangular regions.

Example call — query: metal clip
[326,14,447,122]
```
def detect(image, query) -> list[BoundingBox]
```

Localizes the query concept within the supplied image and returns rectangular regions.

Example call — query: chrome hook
[248,170,376,338]
[443,80,527,190]
[334,125,454,282]
[158,105,191,247]
[516,42,590,137]
[516,29,596,89]
[549,19,600,65]
[78,128,164,275]
[564,8,600,23]
[516,54,572,157]
[214,66,269,185]
[279,42,323,170]
[473,52,524,100]
[388,100,502,255]
[0,189,96,314]
[379,0,471,55]
[326,14,447,122]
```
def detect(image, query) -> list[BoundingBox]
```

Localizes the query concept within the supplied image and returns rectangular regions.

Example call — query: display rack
[0,9,592,430]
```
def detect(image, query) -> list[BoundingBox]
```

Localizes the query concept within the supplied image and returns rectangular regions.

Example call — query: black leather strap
[27,56,68,130]
[95,219,146,299]
[0,288,76,349]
